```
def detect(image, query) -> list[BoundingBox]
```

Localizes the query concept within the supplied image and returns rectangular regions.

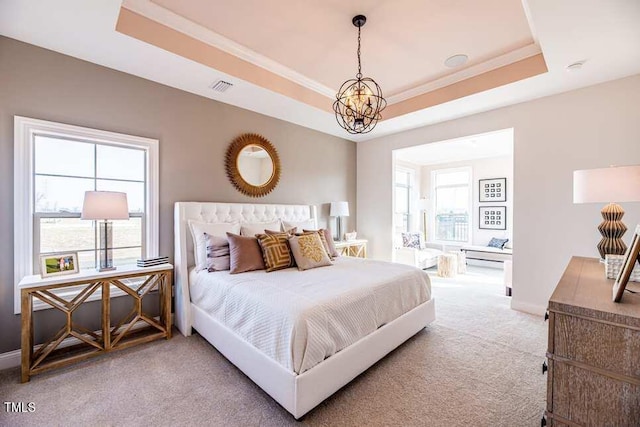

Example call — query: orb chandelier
[333,15,386,134]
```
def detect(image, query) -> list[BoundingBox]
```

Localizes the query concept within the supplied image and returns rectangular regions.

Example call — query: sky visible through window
[34,136,145,213]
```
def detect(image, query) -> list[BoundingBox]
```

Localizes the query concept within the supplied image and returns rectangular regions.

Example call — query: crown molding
[386,43,542,104]
[121,0,336,99]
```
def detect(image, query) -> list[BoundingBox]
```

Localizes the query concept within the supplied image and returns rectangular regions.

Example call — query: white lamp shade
[330,201,350,217]
[573,165,640,203]
[81,191,129,220]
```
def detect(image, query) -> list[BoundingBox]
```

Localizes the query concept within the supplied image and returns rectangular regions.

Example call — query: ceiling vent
[210,80,233,93]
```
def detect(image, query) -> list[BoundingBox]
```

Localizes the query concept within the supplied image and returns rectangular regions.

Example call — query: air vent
[210,80,233,93]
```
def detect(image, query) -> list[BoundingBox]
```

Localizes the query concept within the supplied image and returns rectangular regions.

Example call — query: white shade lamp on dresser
[330,201,349,241]
[573,165,640,259]
[81,190,129,271]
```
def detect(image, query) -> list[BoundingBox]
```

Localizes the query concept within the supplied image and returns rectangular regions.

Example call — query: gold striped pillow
[256,233,294,272]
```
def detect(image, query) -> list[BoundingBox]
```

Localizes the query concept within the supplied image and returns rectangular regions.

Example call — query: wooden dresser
[545,256,640,426]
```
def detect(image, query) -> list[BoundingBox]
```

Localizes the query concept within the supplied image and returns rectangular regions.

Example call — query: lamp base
[597,202,627,259]
[97,266,116,272]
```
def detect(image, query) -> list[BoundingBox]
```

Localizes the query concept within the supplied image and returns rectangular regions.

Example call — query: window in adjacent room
[431,167,471,243]
[394,167,414,234]
[14,116,159,313]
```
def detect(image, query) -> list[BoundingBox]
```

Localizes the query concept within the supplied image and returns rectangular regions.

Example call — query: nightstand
[334,239,368,258]
[19,264,173,382]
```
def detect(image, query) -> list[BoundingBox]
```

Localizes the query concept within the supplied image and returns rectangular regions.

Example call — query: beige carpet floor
[0,266,547,426]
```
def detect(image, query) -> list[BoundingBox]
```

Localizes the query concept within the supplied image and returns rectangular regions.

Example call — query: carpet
[0,266,547,426]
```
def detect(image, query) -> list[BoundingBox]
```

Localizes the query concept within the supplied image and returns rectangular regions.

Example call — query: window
[394,167,414,234]
[432,167,471,243]
[14,117,159,313]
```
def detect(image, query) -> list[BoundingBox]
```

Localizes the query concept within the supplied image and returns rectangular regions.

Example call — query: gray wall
[0,36,355,353]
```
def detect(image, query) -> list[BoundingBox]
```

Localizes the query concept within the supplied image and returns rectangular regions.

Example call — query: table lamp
[330,201,350,241]
[81,191,129,271]
[573,165,640,259]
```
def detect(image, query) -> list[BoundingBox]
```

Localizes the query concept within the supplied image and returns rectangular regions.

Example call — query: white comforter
[189,257,431,374]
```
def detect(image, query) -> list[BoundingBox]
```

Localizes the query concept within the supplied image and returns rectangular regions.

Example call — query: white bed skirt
[192,298,435,419]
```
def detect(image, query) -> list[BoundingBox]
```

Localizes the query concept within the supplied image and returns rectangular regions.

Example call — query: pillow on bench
[401,232,424,249]
[487,238,509,250]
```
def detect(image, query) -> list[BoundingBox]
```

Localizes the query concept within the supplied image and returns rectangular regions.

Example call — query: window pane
[111,218,142,248]
[40,218,95,253]
[35,175,94,213]
[96,180,144,213]
[395,171,408,185]
[112,247,142,267]
[97,145,145,181]
[395,186,409,213]
[77,250,97,270]
[35,136,94,178]
[436,187,469,213]
[435,171,469,186]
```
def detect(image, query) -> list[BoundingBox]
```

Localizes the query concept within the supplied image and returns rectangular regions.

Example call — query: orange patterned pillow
[256,233,294,272]
[289,233,333,271]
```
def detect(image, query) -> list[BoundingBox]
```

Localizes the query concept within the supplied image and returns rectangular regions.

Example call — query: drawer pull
[542,361,548,374]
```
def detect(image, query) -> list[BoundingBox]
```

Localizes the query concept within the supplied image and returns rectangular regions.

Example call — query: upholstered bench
[460,245,512,264]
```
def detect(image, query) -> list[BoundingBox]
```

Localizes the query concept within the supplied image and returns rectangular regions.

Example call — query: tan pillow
[188,220,240,271]
[256,233,294,272]
[226,232,265,274]
[303,228,339,258]
[265,227,297,236]
[240,221,282,237]
[289,233,333,271]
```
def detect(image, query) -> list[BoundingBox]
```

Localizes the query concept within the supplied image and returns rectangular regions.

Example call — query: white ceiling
[1,0,639,142]
[394,129,514,166]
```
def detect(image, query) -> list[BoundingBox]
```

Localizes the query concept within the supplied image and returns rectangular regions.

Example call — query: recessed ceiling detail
[117,0,547,123]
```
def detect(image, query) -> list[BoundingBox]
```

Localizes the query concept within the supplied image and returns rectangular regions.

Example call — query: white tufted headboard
[173,202,317,336]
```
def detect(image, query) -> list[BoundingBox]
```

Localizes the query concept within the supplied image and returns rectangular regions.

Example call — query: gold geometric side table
[19,264,172,382]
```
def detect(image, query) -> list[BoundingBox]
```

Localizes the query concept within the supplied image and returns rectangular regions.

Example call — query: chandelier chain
[357,25,362,78]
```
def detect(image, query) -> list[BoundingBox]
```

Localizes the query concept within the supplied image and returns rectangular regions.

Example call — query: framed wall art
[479,178,506,202]
[479,206,507,230]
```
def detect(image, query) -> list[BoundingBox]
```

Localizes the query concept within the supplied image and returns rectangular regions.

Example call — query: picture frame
[613,225,640,302]
[39,252,80,278]
[479,206,507,230]
[479,178,507,202]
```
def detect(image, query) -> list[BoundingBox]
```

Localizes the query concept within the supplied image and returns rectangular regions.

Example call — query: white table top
[334,239,368,246]
[18,263,173,289]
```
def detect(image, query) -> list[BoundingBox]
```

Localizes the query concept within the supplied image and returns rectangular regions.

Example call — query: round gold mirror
[225,133,280,197]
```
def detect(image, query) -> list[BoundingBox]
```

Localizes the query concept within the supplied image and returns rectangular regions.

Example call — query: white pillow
[283,219,316,231]
[188,220,240,271]
[240,220,282,237]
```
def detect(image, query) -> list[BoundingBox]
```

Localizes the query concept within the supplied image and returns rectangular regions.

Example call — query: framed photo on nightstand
[479,206,507,230]
[479,178,506,202]
[39,252,79,277]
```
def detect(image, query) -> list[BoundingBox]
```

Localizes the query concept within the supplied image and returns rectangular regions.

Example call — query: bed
[174,202,436,418]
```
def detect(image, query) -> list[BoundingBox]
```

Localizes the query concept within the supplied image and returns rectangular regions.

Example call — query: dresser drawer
[552,312,640,378]
[548,359,640,426]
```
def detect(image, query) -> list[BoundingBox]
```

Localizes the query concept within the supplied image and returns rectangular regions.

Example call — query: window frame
[430,166,472,244]
[14,116,159,314]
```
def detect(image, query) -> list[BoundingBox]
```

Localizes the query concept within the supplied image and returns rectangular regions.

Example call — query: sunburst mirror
[225,133,281,197]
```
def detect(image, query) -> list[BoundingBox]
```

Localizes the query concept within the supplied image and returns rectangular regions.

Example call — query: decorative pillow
[256,233,295,272]
[226,232,265,274]
[289,233,333,271]
[283,219,316,231]
[401,232,424,249]
[205,233,230,272]
[301,229,332,258]
[303,228,339,258]
[188,220,240,271]
[487,238,509,249]
[240,220,282,237]
[266,227,297,236]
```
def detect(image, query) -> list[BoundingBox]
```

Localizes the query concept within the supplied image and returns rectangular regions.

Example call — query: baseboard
[510,299,546,316]
[0,315,174,371]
